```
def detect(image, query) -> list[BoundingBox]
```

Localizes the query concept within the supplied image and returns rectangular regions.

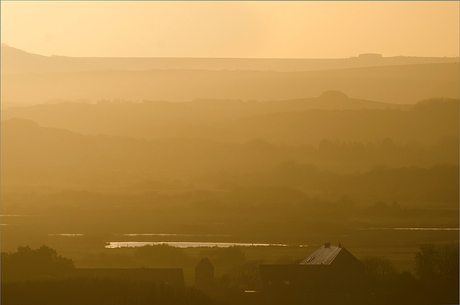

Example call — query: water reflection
[122,233,232,237]
[1,215,39,217]
[105,241,290,249]
[359,227,459,231]
[48,234,84,236]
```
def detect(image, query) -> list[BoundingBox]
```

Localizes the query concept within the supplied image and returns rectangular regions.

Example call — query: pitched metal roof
[299,244,342,265]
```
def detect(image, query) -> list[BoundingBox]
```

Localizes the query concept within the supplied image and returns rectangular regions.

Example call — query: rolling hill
[1,45,458,107]
[2,44,458,74]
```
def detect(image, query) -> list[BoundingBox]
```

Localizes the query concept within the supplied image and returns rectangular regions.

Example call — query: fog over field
[1,2,459,305]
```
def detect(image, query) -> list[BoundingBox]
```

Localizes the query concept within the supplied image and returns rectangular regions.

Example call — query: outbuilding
[259,243,364,294]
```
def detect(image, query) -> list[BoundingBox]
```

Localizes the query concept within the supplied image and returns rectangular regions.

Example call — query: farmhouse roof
[299,243,345,265]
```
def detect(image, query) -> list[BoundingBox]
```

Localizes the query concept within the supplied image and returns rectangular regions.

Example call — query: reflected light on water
[48,234,84,236]
[105,241,290,249]
[122,233,232,237]
[359,227,459,231]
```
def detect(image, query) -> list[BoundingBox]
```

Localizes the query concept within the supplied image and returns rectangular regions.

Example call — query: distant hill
[2,99,458,187]
[237,99,459,145]
[1,45,459,107]
[0,44,105,75]
[176,98,458,146]
[2,98,457,146]
[1,62,458,107]
[2,44,459,74]
[263,91,412,111]
[2,118,458,197]
[1,92,411,139]
[0,118,296,187]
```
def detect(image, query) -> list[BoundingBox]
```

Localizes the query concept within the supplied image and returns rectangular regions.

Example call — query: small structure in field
[195,257,214,288]
[259,243,364,295]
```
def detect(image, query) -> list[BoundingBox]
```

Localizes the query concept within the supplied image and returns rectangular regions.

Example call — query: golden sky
[1,1,459,58]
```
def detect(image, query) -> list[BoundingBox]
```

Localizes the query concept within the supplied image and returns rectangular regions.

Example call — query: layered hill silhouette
[2,99,458,190]
[2,97,457,146]
[2,44,458,74]
[1,91,410,138]
[2,45,458,196]
[1,45,459,107]
[2,118,458,202]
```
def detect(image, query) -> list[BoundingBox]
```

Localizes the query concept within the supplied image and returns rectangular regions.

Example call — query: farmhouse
[259,243,364,294]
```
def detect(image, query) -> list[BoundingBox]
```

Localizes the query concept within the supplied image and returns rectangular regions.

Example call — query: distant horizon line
[2,43,459,60]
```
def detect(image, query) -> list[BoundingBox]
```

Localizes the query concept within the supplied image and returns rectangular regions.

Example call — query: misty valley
[1,44,459,305]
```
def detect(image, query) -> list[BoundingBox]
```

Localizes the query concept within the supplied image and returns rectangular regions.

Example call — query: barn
[259,243,364,295]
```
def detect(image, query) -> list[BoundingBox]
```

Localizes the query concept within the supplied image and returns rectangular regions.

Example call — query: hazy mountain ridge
[2,44,458,74]
[3,97,457,146]
[2,98,458,190]
[1,45,459,107]
[2,118,458,204]
[1,92,411,139]
[2,63,458,107]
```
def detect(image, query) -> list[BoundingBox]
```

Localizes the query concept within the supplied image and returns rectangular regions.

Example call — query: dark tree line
[1,245,75,281]
[358,244,459,305]
[2,279,225,305]
[415,244,459,304]
[2,244,458,305]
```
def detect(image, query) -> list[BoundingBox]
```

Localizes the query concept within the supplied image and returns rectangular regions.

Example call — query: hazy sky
[1,1,459,58]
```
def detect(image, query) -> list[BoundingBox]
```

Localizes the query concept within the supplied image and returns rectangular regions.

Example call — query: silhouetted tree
[134,244,189,266]
[1,245,75,281]
[218,260,263,289]
[200,246,246,267]
[361,255,398,279]
[415,243,459,304]
[415,244,438,285]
